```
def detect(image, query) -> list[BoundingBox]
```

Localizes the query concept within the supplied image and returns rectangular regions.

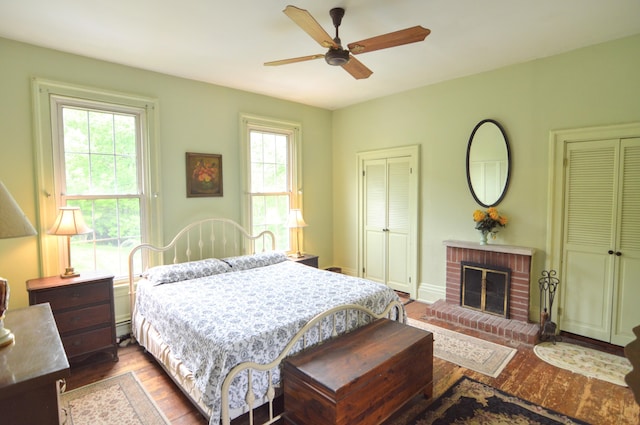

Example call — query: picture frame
[186,152,223,197]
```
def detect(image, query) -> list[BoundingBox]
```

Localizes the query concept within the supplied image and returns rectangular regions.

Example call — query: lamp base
[0,325,14,348]
[61,267,79,279]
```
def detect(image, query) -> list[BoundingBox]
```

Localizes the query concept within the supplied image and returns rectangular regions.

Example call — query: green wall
[0,37,333,310]
[1,33,639,319]
[332,34,640,313]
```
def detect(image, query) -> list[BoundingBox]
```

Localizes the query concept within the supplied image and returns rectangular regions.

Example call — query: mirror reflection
[466,119,510,207]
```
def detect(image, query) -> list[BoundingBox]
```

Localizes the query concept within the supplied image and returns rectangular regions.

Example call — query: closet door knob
[608,250,614,255]
[616,251,622,256]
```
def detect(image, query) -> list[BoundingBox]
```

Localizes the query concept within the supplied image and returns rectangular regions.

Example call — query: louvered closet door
[363,159,387,285]
[561,137,640,345]
[561,139,618,341]
[362,157,411,293]
[386,157,411,293]
[612,138,640,346]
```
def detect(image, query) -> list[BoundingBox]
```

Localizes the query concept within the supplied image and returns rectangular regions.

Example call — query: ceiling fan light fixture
[271,5,428,79]
[325,48,350,66]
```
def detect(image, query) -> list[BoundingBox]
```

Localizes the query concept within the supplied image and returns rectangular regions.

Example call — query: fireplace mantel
[443,240,535,257]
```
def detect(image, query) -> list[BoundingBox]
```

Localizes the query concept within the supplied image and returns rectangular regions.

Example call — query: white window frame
[239,113,302,252]
[32,79,162,281]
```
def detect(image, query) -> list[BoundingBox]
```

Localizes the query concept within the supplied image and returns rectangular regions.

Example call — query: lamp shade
[47,207,92,236]
[286,209,307,228]
[0,181,37,239]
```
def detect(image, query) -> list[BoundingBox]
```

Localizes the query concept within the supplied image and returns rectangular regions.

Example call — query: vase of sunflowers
[473,207,508,245]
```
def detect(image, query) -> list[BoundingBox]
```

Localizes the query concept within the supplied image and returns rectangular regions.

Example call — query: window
[54,101,144,277]
[32,80,160,281]
[241,114,301,252]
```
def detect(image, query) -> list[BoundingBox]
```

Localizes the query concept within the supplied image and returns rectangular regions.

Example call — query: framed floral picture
[186,152,223,197]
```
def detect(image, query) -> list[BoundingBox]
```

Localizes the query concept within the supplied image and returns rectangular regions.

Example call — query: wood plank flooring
[65,300,640,425]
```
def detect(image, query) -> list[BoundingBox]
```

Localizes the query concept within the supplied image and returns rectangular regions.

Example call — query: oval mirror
[466,119,511,208]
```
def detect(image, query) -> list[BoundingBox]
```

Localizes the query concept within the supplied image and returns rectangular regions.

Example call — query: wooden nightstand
[288,254,319,268]
[26,272,118,365]
[0,303,70,425]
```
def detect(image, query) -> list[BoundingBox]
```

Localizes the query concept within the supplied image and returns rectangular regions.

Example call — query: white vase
[480,231,488,245]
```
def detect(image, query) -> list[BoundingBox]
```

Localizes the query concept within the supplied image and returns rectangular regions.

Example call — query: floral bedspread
[135,256,400,424]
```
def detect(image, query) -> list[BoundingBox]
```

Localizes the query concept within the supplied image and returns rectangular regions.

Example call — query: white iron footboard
[220,300,406,425]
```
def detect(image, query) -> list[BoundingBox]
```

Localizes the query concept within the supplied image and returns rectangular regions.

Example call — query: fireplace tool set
[538,269,561,343]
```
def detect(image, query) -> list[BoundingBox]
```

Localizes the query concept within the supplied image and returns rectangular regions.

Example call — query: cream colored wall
[0,37,333,311]
[332,34,640,318]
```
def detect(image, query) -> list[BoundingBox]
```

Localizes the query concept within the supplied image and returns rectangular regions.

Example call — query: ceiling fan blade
[283,5,338,49]
[264,54,325,66]
[348,26,430,55]
[342,55,373,80]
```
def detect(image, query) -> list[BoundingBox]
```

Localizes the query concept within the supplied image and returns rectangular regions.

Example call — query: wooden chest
[283,318,433,425]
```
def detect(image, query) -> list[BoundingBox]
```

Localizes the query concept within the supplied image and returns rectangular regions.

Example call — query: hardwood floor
[66,300,640,425]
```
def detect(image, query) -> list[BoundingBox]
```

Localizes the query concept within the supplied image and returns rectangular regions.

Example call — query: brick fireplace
[425,240,540,344]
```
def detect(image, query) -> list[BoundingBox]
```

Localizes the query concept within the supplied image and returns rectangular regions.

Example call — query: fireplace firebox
[461,261,511,318]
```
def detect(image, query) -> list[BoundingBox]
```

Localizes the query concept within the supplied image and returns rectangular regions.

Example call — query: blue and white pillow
[143,258,231,285]
[222,251,287,271]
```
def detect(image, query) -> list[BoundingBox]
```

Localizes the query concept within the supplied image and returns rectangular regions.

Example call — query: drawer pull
[73,340,82,346]
[72,292,81,298]
[71,316,80,323]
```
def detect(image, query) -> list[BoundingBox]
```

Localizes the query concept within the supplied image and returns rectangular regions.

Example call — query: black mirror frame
[465,119,511,208]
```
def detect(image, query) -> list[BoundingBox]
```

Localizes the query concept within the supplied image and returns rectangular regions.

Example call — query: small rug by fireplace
[60,372,170,425]
[387,376,589,425]
[534,341,632,387]
[407,318,516,378]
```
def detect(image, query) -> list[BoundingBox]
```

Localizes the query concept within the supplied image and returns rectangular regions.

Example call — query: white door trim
[546,122,640,334]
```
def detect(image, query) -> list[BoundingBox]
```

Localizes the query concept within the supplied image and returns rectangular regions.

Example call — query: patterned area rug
[534,341,632,386]
[407,318,516,377]
[388,376,589,425]
[60,372,170,425]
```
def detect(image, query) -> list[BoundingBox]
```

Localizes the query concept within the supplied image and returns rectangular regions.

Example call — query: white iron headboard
[127,217,275,314]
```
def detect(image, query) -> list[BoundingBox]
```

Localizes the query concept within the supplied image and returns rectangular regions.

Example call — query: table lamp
[0,181,37,348]
[47,206,92,278]
[287,209,307,258]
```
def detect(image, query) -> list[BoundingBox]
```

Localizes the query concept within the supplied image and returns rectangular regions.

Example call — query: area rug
[60,372,170,425]
[388,376,589,425]
[534,341,632,387]
[406,318,516,378]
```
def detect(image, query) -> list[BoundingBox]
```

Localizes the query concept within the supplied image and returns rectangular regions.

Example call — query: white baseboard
[417,282,446,304]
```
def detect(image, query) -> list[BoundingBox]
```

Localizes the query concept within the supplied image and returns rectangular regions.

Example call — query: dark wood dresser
[283,318,433,425]
[27,272,118,365]
[0,303,70,424]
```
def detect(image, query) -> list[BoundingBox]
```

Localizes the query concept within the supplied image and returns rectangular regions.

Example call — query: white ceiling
[2,0,640,110]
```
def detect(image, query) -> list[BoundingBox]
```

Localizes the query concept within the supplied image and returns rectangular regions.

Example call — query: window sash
[53,101,146,279]
[241,114,302,254]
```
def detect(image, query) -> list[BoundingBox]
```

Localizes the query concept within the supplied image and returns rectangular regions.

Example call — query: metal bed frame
[127,217,405,425]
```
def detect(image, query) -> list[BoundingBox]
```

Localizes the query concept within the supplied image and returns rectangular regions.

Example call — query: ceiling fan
[265,5,431,79]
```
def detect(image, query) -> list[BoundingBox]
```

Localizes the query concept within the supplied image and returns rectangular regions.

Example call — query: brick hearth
[424,241,540,345]
[425,299,540,345]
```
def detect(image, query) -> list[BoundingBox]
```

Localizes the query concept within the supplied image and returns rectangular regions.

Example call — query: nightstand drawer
[34,280,111,311]
[55,303,112,334]
[61,326,113,358]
